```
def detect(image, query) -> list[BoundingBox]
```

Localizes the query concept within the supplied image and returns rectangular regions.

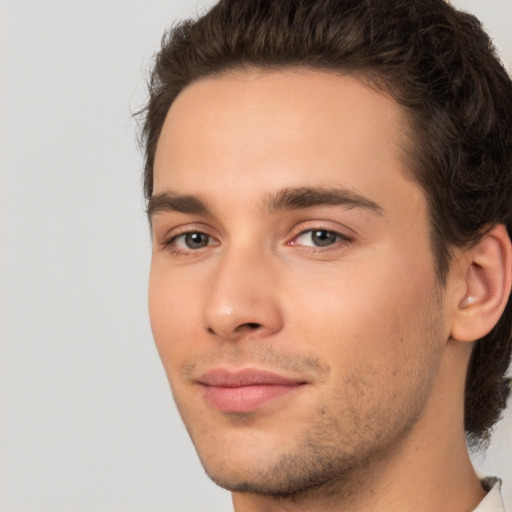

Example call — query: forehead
[153,69,417,209]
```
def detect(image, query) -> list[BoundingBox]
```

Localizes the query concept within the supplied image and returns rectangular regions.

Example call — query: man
[140,1,512,510]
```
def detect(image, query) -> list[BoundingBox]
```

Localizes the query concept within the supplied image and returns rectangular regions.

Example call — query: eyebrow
[147,191,211,218]
[264,186,384,215]
[147,186,383,220]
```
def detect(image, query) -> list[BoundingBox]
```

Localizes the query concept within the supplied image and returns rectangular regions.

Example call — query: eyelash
[164,230,219,255]
[289,228,352,251]
[163,227,352,256]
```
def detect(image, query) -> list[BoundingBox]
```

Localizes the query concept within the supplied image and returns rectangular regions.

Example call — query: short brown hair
[139,0,512,445]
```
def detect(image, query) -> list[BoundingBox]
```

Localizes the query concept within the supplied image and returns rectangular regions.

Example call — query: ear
[450,224,512,343]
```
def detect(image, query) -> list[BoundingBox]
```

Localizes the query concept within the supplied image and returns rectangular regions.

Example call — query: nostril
[206,322,261,336]
[244,322,261,330]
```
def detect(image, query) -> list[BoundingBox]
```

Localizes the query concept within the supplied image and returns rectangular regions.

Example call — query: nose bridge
[203,241,282,339]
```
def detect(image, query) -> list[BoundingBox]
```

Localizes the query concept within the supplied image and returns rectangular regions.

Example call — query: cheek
[282,249,439,369]
[286,267,444,427]
[148,263,203,370]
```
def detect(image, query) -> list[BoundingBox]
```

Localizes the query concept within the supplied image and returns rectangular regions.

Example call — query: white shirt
[473,478,505,512]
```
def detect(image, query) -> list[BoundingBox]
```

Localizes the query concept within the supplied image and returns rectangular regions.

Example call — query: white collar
[473,478,505,512]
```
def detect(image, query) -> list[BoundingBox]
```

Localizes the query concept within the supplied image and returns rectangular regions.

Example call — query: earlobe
[451,224,512,343]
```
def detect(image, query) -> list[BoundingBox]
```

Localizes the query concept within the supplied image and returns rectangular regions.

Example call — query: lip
[197,368,308,413]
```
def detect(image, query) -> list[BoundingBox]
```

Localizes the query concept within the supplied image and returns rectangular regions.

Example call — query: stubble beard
[179,355,442,502]
[199,372,437,501]
[172,294,445,501]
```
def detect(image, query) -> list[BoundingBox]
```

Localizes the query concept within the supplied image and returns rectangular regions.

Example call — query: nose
[202,247,283,340]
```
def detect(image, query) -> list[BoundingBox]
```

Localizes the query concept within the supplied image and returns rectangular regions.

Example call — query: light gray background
[1,1,511,511]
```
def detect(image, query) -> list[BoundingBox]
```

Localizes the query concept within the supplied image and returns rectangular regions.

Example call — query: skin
[148,70,490,511]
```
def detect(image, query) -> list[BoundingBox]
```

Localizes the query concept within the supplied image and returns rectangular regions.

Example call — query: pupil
[312,230,336,246]
[185,232,208,248]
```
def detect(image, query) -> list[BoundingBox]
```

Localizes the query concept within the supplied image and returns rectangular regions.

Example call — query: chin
[204,455,333,497]
[184,386,432,500]
[190,421,368,498]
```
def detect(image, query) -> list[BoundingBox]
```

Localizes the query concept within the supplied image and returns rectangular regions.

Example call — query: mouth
[196,368,309,413]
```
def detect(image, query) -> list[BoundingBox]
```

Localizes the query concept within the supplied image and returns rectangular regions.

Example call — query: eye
[171,231,215,250]
[292,229,348,247]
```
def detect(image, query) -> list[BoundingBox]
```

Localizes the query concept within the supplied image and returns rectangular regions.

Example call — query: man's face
[149,70,451,496]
